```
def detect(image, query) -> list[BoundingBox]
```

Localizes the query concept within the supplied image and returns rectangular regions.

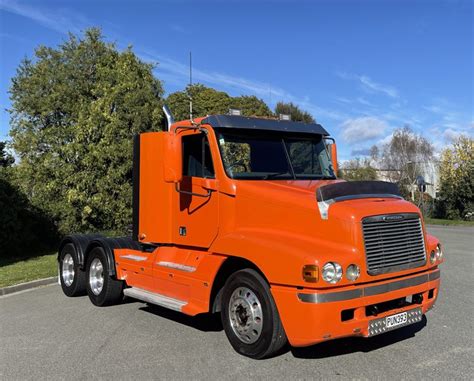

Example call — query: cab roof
[200,114,329,135]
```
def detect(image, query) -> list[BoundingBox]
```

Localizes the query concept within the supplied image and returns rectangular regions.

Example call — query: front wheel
[86,247,123,306]
[221,269,287,359]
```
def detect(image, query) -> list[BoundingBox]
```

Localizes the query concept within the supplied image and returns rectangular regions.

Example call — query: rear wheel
[86,247,123,306]
[221,269,287,359]
[59,243,86,297]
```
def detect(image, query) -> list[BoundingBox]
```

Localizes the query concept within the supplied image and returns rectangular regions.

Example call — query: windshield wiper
[263,172,293,180]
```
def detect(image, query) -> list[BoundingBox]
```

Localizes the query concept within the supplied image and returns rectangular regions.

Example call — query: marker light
[228,108,241,116]
[322,262,343,284]
[302,265,319,283]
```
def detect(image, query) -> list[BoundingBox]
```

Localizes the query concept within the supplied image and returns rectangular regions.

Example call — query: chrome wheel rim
[89,258,104,296]
[62,253,75,287]
[229,287,263,344]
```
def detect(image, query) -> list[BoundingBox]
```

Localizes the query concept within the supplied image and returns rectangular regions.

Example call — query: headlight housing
[322,262,343,284]
[436,244,443,260]
[346,264,360,281]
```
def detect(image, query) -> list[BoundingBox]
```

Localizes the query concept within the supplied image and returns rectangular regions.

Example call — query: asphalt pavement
[1,225,473,380]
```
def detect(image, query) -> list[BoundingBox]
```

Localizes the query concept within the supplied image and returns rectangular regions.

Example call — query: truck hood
[234,179,420,248]
[235,179,419,218]
[218,179,427,288]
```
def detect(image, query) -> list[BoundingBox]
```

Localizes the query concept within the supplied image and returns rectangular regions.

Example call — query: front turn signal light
[303,265,319,283]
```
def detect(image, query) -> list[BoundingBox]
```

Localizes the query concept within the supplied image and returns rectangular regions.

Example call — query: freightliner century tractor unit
[58,106,443,358]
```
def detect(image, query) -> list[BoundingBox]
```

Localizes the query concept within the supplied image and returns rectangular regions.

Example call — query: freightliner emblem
[383,215,404,222]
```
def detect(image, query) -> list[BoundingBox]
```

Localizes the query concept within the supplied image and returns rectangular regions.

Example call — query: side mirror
[163,133,182,183]
[325,138,338,175]
[330,143,338,175]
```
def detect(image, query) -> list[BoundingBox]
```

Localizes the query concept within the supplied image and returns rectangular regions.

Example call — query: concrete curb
[0,276,58,296]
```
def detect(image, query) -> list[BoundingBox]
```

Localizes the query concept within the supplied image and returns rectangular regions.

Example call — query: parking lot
[1,225,473,380]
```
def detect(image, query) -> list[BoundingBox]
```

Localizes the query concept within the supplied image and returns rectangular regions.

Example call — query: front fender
[210,228,356,288]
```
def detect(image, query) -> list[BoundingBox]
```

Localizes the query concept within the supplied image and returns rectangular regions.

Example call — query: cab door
[173,132,219,248]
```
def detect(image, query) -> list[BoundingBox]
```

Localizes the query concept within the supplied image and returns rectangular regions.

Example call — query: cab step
[123,287,187,312]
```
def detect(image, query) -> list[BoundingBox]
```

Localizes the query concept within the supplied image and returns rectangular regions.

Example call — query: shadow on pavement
[290,316,427,359]
[138,302,223,332]
[130,295,427,359]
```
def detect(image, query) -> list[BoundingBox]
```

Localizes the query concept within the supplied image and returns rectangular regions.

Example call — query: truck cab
[58,112,443,359]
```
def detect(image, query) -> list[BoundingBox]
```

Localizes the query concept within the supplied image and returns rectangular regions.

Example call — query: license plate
[368,307,422,337]
[386,312,407,328]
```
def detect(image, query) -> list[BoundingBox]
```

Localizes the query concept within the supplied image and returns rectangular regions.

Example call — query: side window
[182,133,215,178]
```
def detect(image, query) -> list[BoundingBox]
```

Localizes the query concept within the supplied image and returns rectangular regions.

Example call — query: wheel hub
[229,287,263,344]
[62,254,75,287]
[89,258,104,296]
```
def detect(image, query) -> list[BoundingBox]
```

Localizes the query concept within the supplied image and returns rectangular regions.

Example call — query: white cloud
[358,75,399,98]
[0,0,345,123]
[423,105,444,114]
[139,49,347,121]
[443,128,463,142]
[0,0,91,34]
[334,96,352,104]
[339,116,389,143]
[336,71,399,98]
[351,147,372,156]
[356,97,372,106]
[377,132,394,146]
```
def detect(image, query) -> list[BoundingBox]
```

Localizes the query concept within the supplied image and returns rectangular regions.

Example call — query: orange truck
[58,107,443,358]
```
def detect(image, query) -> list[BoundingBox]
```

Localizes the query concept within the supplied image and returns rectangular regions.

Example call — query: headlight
[346,264,360,281]
[322,262,343,284]
[436,244,443,260]
[430,250,436,264]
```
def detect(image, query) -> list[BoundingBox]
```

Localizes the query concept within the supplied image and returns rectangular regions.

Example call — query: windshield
[216,129,336,180]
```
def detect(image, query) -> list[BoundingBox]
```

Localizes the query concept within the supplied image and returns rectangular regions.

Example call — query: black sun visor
[316,181,402,202]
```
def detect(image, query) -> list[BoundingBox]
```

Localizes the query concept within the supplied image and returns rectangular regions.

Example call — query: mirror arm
[175,183,212,198]
[174,124,207,135]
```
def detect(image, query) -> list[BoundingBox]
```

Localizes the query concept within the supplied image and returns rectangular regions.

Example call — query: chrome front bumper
[297,269,440,304]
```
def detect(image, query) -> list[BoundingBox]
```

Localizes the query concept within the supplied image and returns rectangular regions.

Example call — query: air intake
[362,213,426,275]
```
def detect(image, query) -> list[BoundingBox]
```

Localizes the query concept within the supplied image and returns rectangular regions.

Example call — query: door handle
[175,183,212,198]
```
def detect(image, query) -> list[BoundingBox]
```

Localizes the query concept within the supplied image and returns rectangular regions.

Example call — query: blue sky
[0,0,472,160]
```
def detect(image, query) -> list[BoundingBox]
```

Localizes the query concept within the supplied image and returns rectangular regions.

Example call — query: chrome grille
[362,214,426,275]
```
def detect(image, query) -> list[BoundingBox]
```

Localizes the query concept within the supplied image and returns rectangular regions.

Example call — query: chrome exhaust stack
[162,105,175,131]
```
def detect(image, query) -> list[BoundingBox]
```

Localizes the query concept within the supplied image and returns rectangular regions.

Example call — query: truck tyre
[221,269,287,359]
[59,243,86,297]
[86,246,123,306]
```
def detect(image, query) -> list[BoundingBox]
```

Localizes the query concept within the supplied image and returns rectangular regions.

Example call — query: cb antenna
[189,51,194,124]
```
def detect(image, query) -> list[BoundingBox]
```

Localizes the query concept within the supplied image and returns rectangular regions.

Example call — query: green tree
[1,143,57,258]
[9,28,164,234]
[230,95,273,117]
[340,158,378,181]
[274,102,315,123]
[436,136,474,220]
[0,176,58,258]
[0,141,14,168]
[167,84,231,121]
[166,84,273,121]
